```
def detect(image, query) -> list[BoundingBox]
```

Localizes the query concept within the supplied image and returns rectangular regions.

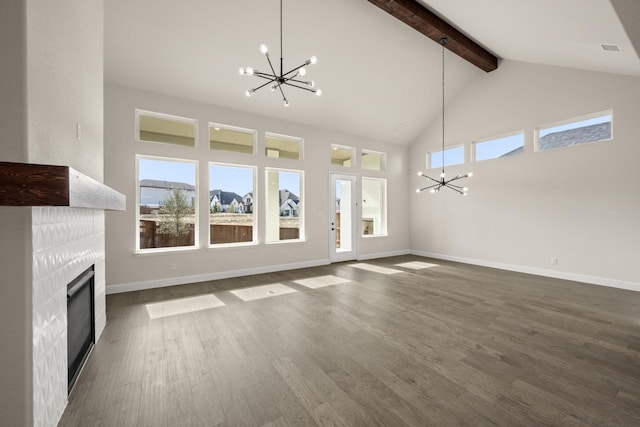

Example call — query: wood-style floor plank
[58,256,640,426]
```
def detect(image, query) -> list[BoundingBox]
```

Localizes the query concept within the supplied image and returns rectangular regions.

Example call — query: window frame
[135,109,199,148]
[209,122,256,155]
[472,130,525,162]
[208,162,258,248]
[361,177,387,238]
[535,110,613,153]
[136,154,199,254]
[264,167,305,244]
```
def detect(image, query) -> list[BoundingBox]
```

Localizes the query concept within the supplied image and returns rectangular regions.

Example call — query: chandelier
[238,0,321,107]
[417,38,472,195]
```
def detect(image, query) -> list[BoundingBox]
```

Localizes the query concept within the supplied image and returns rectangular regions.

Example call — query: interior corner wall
[0,1,33,425]
[409,60,640,288]
[104,84,409,291]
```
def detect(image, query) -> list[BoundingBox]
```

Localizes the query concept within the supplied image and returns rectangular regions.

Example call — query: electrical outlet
[550,257,558,265]
[170,262,176,271]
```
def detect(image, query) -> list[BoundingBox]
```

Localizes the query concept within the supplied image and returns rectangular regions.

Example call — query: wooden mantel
[0,162,125,211]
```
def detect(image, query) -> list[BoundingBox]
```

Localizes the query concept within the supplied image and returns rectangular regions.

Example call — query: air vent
[601,44,621,52]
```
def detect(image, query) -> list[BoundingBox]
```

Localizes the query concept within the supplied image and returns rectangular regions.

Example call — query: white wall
[104,84,409,291]
[409,60,640,289]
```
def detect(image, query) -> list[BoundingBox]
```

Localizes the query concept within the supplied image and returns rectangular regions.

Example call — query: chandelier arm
[251,78,279,92]
[282,82,317,93]
[288,78,311,85]
[445,185,464,194]
[444,182,464,189]
[276,82,287,104]
[421,174,440,183]
[282,64,308,77]
[265,54,279,79]
[445,187,464,195]
[418,183,442,192]
[253,73,277,80]
[446,176,465,183]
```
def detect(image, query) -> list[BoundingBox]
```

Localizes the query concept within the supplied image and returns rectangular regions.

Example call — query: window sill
[265,239,306,245]
[135,246,200,256]
[208,241,259,250]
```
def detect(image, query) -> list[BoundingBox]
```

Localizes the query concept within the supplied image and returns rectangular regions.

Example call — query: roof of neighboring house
[539,122,611,151]
[139,179,195,191]
[210,189,243,205]
[279,189,299,204]
[500,122,611,157]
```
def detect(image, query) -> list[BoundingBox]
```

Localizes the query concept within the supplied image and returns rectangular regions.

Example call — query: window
[361,150,386,171]
[362,178,386,236]
[536,112,612,152]
[210,123,255,154]
[137,156,197,251]
[136,110,197,147]
[474,132,524,161]
[265,133,302,160]
[331,144,355,167]
[429,146,463,169]
[265,168,304,242]
[209,164,256,246]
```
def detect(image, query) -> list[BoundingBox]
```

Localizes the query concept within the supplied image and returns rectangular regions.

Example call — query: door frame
[329,172,358,263]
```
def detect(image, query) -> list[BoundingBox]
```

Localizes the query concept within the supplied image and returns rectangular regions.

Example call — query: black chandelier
[238,0,321,107]
[417,37,472,195]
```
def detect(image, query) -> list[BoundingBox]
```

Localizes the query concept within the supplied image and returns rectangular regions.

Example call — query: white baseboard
[106,259,330,294]
[411,250,640,293]
[357,249,411,261]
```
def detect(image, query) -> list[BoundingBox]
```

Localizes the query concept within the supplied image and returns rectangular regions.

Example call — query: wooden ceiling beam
[368,0,498,72]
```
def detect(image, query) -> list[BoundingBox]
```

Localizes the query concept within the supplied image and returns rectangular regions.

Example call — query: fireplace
[67,265,95,393]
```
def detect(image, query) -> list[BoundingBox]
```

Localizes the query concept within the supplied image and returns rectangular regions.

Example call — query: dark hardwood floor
[58,256,640,426]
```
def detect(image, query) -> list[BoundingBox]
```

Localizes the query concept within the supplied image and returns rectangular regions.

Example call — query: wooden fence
[140,220,299,248]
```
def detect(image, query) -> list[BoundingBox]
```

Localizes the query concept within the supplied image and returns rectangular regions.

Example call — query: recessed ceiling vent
[601,44,621,52]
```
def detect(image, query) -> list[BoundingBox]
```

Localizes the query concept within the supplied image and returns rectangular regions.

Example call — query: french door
[329,173,357,262]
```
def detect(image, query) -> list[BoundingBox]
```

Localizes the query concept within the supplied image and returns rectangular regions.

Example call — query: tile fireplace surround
[32,207,106,427]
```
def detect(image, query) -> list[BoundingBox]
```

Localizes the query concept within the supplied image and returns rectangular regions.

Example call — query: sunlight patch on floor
[348,263,403,275]
[294,275,350,289]
[395,261,439,270]
[230,283,297,302]
[146,294,225,319]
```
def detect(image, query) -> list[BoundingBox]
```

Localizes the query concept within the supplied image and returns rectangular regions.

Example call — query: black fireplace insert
[67,266,95,394]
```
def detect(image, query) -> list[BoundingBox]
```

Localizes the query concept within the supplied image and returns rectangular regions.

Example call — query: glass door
[330,173,357,262]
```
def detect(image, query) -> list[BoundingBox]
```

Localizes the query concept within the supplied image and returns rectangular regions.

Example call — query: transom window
[210,123,255,154]
[361,150,386,171]
[331,144,355,167]
[136,110,197,147]
[265,133,302,160]
[536,111,612,152]
[474,132,524,161]
[429,146,464,169]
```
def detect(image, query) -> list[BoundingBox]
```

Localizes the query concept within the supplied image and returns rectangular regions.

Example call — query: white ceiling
[105,0,640,146]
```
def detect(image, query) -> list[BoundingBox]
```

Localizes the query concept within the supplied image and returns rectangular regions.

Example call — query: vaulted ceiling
[105,0,640,146]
